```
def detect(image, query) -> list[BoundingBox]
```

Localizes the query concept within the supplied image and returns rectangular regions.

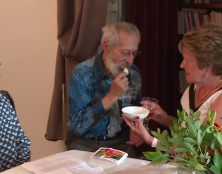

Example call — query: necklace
[196,78,222,101]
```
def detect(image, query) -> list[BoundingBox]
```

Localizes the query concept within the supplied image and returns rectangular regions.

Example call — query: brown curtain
[46,0,108,141]
[126,0,180,154]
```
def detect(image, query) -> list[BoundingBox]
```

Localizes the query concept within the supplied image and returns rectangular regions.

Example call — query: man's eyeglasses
[116,49,141,58]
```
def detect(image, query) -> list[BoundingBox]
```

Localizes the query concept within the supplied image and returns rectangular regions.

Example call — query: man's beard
[105,51,131,78]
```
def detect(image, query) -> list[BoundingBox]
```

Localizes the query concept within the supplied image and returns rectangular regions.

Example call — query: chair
[62,84,67,151]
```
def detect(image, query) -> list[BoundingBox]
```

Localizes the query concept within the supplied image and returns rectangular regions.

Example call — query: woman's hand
[128,130,144,147]
[140,101,168,121]
[122,114,154,146]
[140,101,174,128]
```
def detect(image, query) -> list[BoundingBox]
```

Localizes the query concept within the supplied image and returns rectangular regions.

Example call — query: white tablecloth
[1,150,148,174]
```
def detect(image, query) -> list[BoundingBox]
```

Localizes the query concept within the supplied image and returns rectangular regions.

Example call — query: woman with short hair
[123,23,222,147]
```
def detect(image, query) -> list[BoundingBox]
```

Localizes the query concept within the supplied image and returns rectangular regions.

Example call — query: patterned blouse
[0,93,31,171]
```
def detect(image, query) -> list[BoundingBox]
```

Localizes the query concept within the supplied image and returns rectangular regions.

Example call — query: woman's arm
[122,115,176,155]
[122,115,154,146]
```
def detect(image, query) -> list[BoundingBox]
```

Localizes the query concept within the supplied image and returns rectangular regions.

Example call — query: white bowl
[121,106,150,121]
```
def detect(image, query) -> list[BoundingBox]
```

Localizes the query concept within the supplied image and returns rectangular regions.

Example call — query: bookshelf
[178,2,222,94]
[179,3,222,9]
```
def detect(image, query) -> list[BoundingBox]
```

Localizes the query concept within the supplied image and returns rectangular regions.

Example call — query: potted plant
[144,109,222,174]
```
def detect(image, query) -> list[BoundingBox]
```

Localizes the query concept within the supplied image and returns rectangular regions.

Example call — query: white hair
[101,22,140,49]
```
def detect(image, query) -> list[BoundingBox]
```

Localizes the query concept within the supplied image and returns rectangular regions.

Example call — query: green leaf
[203,132,214,143]
[206,128,212,133]
[177,110,180,117]
[208,110,212,118]
[143,152,163,161]
[205,120,211,126]
[190,157,198,163]
[173,119,179,132]
[213,132,222,146]
[188,124,197,137]
[200,153,204,159]
[179,109,185,125]
[151,131,159,138]
[205,152,211,159]
[149,157,167,165]
[175,147,190,153]
[180,109,185,117]
[193,111,201,120]
[190,109,194,116]
[178,131,183,138]
[156,145,170,152]
[210,165,221,174]
[213,149,222,172]
[160,157,168,164]
[168,137,185,147]
[180,128,187,134]
[187,133,195,139]
[194,121,202,130]
[170,127,179,138]
[184,116,192,124]
[162,130,168,137]
[195,163,205,171]
[184,142,196,153]
[184,137,197,145]
[158,135,170,149]
[170,126,175,133]
[206,158,210,165]
[210,111,217,126]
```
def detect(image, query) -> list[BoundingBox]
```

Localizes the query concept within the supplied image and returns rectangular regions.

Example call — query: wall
[0,1,63,160]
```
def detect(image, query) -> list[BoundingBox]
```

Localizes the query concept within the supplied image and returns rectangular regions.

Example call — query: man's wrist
[107,93,118,103]
[102,93,119,112]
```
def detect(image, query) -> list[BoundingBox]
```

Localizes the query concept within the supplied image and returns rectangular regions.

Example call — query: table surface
[1,150,148,174]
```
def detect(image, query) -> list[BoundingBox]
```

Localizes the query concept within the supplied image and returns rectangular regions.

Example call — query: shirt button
[100,114,103,118]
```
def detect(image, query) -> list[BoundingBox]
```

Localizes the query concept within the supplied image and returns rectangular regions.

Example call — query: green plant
[143,109,222,174]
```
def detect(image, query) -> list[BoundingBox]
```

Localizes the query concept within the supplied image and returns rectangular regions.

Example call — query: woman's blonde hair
[101,22,140,49]
[179,23,222,75]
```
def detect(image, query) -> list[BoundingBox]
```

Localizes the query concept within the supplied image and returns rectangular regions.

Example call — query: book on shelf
[178,8,222,34]
[181,8,208,13]
[90,147,128,165]
[180,0,211,3]
[210,0,222,2]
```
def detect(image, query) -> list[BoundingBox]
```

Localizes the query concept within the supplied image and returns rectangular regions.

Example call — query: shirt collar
[94,52,107,81]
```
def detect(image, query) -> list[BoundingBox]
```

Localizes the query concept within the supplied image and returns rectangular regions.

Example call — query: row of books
[178,9,222,34]
[181,0,220,3]
[182,0,209,3]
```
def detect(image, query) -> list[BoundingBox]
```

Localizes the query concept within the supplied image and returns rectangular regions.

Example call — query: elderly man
[66,22,141,157]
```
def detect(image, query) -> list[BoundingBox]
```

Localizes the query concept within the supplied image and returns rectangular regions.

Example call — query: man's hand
[108,72,129,101]
[102,72,128,112]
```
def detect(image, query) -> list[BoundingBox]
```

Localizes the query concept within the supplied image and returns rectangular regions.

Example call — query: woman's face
[180,47,206,85]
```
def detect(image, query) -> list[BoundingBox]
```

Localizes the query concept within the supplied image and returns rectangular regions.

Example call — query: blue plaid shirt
[68,52,141,138]
[0,93,31,172]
